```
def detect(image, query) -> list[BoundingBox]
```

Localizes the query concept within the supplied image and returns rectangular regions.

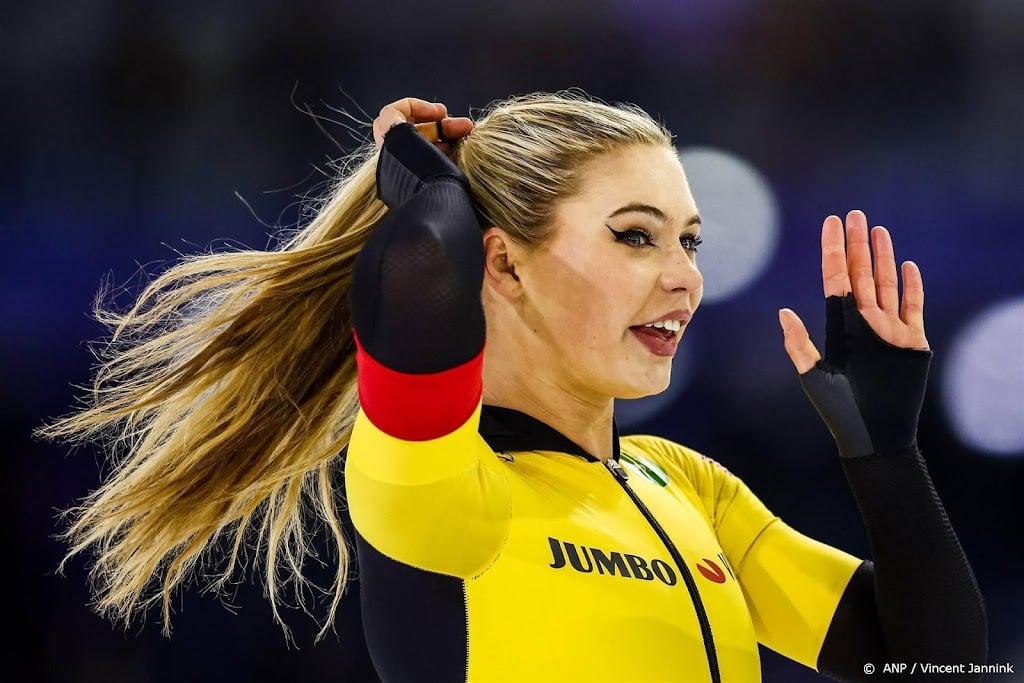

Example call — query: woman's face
[515,144,703,401]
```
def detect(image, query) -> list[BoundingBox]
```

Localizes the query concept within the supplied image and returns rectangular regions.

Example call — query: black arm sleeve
[817,446,988,682]
[801,296,988,681]
[349,123,484,373]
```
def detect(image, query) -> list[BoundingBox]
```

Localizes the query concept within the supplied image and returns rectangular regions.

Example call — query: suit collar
[478,404,620,463]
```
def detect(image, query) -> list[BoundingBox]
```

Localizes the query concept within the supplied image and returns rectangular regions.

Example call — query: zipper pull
[605,458,629,482]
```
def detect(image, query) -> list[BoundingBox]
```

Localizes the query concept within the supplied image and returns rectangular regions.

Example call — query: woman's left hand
[780,210,929,374]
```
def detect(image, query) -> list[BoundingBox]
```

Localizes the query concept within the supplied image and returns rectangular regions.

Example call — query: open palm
[781,210,929,374]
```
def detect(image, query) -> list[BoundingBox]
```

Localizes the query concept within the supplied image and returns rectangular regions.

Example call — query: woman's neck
[481,351,616,462]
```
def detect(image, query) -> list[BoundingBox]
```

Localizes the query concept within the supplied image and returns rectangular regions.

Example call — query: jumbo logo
[546,537,678,585]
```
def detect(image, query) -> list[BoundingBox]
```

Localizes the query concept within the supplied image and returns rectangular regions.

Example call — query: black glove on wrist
[799,294,933,459]
[376,122,470,208]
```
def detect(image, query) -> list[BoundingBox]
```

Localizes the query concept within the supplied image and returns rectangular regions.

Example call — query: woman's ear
[482,227,524,300]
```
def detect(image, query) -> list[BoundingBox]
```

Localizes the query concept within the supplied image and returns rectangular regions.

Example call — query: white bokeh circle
[677,147,780,303]
[941,296,1024,457]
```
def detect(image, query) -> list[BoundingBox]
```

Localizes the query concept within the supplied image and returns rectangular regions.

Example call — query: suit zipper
[463,583,471,683]
[605,459,721,683]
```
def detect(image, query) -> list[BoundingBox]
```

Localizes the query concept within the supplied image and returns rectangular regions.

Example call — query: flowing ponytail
[37,143,385,640]
[39,88,674,641]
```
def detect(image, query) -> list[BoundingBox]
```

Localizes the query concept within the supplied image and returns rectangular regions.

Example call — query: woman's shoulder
[619,433,737,487]
[619,434,764,532]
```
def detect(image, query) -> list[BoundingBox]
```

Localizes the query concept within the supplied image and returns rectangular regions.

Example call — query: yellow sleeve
[344,401,511,579]
[738,520,862,669]
[641,437,863,670]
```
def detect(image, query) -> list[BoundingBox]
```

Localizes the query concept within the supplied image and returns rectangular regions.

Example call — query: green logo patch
[620,451,670,487]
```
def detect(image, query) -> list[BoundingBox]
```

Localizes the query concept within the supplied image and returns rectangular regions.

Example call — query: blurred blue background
[6,1,1022,681]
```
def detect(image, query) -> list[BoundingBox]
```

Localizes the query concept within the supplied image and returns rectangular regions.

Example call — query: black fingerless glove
[376,122,470,208]
[799,294,933,458]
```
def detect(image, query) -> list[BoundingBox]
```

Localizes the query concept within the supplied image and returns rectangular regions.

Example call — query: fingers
[779,308,822,374]
[412,117,475,143]
[372,98,444,147]
[821,214,852,297]
[871,225,899,313]
[817,211,930,349]
[372,97,474,148]
[384,97,446,123]
[845,210,877,309]
[900,260,925,332]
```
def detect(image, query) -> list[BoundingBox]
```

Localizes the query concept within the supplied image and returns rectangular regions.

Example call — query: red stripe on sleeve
[353,328,484,441]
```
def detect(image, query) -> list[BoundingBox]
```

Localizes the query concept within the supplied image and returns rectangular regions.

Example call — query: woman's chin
[617,376,672,400]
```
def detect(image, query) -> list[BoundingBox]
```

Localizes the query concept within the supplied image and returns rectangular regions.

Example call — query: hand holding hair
[372,96,474,150]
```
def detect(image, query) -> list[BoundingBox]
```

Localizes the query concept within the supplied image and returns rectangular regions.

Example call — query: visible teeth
[642,319,682,332]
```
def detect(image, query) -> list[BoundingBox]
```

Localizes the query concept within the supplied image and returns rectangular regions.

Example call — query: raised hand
[780,210,929,374]
[372,97,474,152]
[778,210,933,459]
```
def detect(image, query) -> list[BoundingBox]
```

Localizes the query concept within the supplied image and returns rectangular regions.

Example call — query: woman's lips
[630,326,681,357]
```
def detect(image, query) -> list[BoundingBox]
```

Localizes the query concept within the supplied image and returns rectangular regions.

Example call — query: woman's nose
[660,248,703,293]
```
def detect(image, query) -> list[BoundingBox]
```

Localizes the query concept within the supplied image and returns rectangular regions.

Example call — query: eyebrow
[607,202,702,227]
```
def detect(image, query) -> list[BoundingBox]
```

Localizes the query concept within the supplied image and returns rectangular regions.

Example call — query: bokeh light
[677,147,780,304]
[941,296,1024,457]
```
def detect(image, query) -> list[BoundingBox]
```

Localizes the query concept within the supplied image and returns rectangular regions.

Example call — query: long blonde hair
[37,89,672,640]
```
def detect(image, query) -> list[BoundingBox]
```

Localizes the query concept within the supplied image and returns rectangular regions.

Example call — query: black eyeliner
[606,224,655,247]
[606,224,628,238]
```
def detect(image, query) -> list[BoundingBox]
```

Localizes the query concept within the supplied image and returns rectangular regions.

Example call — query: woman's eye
[607,225,655,248]
[681,234,703,253]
